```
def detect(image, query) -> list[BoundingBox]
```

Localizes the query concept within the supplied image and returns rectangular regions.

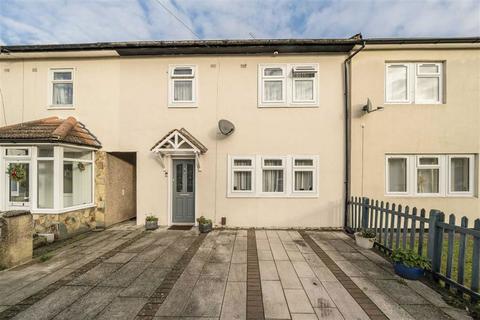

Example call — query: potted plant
[145,215,158,230]
[391,248,431,280]
[354,228,376,249]
[197,216,212,233]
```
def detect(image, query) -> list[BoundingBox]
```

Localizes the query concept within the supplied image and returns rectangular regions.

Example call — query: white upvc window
[262,157,285,193]
[415,155,443,196]
[168,65,197,107]
[385,62,443,104]
[292,157,316,193]
[385,154,475,197]
[231,156,255,193]
[448,155,474,196]
[258,64,318,107]
[49,68,74,108]
[260,66,287,105]
[228,155,319,197]
[385,155,410,195]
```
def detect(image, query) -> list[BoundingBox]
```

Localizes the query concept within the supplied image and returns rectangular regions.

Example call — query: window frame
[168,65,197,107]
[414,155,443,196]
[258,64,319,108]
[292,156,317,194]
[385,155,411,196]
[447,155,474,196]
[230,156,255,195]
[261,157,286,195]
[48,68,75,109]
[385,62,444,105]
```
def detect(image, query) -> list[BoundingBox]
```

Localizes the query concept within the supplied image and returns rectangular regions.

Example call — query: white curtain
[417,169,439,193]
[264,81,282,101]
[234,171,252,191]
[174,80,193,101]
[388,158,407,192]
[387,65,408,101]
[263,170,284,192]
[294,171,313,191]
[451,158,469,192]
[53,83,73,105]
[295,80,313,101]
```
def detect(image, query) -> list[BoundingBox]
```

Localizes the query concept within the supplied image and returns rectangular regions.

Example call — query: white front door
[5,161,31,210]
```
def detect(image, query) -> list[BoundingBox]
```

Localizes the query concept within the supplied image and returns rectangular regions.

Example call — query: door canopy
[151,128,207,156]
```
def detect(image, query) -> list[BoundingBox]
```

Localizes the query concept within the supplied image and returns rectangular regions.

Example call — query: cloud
[0,0,478,45]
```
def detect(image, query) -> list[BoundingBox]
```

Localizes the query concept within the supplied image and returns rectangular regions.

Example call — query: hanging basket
[6,164,26,181]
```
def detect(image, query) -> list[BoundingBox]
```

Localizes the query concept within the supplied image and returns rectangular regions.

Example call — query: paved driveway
[0,222,472,320]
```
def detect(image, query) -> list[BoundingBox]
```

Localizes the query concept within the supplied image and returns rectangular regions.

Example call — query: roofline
[1,36,478,56]
[364,37,480,45]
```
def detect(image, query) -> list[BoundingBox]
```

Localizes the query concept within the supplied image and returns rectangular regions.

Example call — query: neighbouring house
[0,36,477,234]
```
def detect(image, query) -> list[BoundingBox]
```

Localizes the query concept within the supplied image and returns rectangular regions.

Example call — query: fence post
[361,197,370,230]
[472,218,479,303]
[427,210,444,276]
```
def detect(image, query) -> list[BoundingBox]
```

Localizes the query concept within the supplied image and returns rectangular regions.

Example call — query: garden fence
[346,196,480,303]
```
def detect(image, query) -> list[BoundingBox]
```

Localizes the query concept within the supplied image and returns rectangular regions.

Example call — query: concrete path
[0,223,472,320]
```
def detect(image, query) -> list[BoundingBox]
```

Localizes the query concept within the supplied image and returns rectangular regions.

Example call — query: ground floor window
[385,154,475,197]
[1,145,95,212]
[228,155,318,197]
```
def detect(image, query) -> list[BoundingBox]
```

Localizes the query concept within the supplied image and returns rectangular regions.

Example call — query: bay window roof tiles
[0,117,102,148]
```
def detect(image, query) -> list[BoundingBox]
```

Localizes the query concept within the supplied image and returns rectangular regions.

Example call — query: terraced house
[0,36,478,235]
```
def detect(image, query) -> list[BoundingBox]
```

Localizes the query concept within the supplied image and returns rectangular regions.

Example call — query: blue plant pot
[394,262,424,280]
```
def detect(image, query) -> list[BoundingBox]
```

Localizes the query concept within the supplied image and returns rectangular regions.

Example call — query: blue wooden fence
[346,196,480,303]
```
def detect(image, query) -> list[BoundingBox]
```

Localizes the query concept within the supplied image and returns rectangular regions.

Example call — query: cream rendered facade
[0,38,478,228]
[0,51,346,228]
[350,44,480,221]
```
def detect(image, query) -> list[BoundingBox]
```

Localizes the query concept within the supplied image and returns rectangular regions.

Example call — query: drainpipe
[343,39,365,230]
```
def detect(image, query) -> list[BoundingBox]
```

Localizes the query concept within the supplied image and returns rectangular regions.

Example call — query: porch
[0,223,471,320]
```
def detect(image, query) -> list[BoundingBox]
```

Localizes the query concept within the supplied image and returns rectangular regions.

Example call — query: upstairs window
[169,65,196,107]
[259,64,318,107]
[385,62,443,104]
[49,69,74,108]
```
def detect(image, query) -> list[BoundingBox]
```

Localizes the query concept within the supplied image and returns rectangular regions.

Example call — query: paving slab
[98,261,149,287]
[292,314,319,320]
[261,280,290,319]
[276,260,302,289]
[300,277,336,309]
[259,260,279,280]
[202,262,230,279]
[314,307,345,320]
[401,304,453,320]
[69,263,123,286]
[220,281,246,320]
[231,249,247,263]
[322,280,370,320]
[53,286,122,320]
[120,267,169,297]
[284,289,314,314]
[228,263,247,282]
[105,252,137,264]
[292,260,315,278]
[182,276,226,317]
[96,297,148,320]
[370,279,429,305]
[258,250,274,261]
[12,285,91,320]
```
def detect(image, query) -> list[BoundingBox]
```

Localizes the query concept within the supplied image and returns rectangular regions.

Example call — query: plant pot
[354,232,375,249]
[145,220,158,230]
[394,262,424,280]
[198,223,212,233]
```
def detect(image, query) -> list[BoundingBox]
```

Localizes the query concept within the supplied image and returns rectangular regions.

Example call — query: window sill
[168,105,198,109]
[383,102,444,105]
[47,105,75,110]
[31,203,96,214]
[227,193,319,198]
[385,194,475,199]
[258,104,319,108]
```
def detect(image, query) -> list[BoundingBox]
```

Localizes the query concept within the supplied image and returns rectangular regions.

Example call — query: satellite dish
[362,98,384,114]
[218,119,235,136]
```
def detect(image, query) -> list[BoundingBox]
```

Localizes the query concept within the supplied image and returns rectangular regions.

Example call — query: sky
[0,0,479,45]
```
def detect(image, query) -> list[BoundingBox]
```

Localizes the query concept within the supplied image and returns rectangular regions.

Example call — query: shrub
[196,216,212,225]
[360,228,376,238]
[146,215,158,222]
[391,248,431,270]
[39,254,53,262]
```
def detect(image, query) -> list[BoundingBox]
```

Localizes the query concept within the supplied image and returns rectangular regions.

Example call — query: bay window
[169,65,197,107]
[385,62,443,104]
[228,155,319,197]
[63,148,93,208]
[37,146,54,208]
[386,154,475,197]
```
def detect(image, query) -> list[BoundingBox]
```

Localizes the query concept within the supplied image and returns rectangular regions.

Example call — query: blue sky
[0,0,479,45]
